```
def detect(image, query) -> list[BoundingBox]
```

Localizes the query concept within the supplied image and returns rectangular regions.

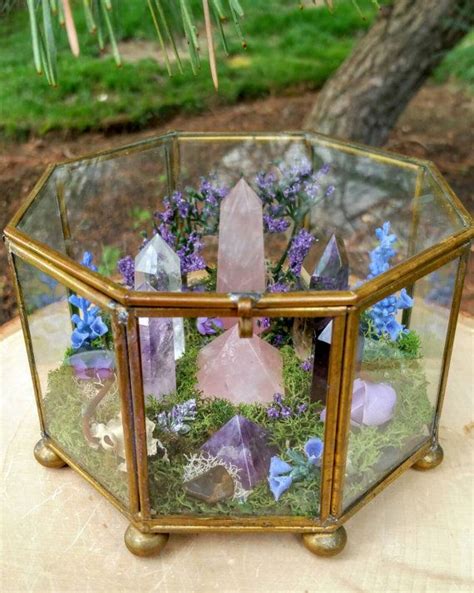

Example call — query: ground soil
[1,82,472,324]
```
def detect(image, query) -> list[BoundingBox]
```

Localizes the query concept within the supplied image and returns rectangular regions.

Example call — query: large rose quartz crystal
[216,178,266,331]
[197,325,283,404]
[320,378,397,427]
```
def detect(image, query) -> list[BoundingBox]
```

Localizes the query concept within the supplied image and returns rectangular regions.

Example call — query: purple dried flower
[280,406,292,419]
[296,403,308,415]
[158,207,174,224]
[196,317,224,336]
[263,214,290,233]
[255,171,277,203]
[272,334,284,347]
[177,232,206,274]
[158,223,176,248]
[315,163,331,179]
[288,229,315,275]
[268,281,289,293]
[117,256,135,288]
[267,406,280,419]
[273,393,284,405]
[300,358,313,372]
[325,185,335,197]
[258,317,271,331]
[170,191,191,219]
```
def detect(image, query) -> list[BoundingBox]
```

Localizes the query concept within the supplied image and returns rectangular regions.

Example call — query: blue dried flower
[82,252,97,271]
[304,437,323,465]
[267,437,324,501]
[268,456,293,501]
[69,294,108,350]
[268,474,293,502]
[366,222,414,341]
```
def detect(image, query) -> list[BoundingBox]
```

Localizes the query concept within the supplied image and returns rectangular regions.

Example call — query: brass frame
[4,131,473,537]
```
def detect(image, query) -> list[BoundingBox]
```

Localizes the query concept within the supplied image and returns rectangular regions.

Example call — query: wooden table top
[1,316,473,593]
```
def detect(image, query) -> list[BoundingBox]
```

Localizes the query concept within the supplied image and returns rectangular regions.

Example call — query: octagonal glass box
[4,132,472,558]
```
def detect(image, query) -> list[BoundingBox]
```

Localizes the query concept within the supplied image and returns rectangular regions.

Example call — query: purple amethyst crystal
[200,415,277,490]
[310,233,349,291]
[308,234,350,403]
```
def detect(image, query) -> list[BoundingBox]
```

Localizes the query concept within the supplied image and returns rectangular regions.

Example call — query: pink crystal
[217,178,266,330]
[350,379,397,427]
[320,378,397,427]
[201,415,277,489]
[197,325,283,404]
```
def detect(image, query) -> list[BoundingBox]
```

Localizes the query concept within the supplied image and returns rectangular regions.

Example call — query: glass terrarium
[4,132,472,558]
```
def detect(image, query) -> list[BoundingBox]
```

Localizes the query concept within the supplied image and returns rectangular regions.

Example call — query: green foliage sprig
[25,0,379,87]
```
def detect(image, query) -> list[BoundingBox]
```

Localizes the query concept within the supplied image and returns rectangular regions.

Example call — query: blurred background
[1,0,472,325]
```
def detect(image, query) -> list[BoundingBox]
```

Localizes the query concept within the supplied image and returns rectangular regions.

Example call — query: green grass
[0,0,377,138]
[1,2,471,138]
[433,31,474,90]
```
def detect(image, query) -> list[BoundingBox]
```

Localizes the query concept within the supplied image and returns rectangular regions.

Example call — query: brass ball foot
[412,443,444,471]
[302,526,347,557]
[34,438,67,469]
[124,525,169,557]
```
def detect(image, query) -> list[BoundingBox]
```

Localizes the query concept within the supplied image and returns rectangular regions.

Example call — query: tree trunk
[304,0,473,146]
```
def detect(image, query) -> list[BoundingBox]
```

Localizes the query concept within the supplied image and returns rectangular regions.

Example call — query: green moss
[41,319,434,519]
[43,365,129,504]
[344,336,433,504]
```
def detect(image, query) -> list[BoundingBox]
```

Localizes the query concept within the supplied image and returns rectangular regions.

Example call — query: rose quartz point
[197,326,283,404]
[217,178,266,331]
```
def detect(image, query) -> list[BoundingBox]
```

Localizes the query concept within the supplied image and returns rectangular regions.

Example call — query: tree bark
[304,0,473,146]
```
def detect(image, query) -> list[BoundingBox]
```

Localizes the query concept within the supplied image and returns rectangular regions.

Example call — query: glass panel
[15,256,130,506]
[342,258,459,510]
[18,139,170,285]
[16,171,66,255]
[143,314,333,519]
[16,135,468,298]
